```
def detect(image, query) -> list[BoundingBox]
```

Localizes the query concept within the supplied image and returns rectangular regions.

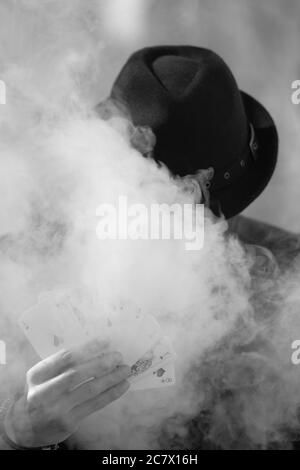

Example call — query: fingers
[69,352,124,391]
[27,349,73,386]
[27,351,126,407]
[28,338,110,384]
[27,368,77,409]
[68,365,131,409]
[71,380,130,421]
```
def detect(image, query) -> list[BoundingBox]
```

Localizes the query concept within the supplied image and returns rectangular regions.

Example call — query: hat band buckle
[200,122,259,192]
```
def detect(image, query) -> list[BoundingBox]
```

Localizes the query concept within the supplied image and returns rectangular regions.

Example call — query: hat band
[202,123,259,192]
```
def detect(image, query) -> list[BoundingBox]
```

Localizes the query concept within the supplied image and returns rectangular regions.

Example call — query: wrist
[1,399,37,449]
[5,397,37,448]
[1,400,67,450]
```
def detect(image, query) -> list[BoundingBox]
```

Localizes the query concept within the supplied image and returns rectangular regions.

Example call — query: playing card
[108,311,162,365]
[38,288,69,304]
[130,361,176,391]
[18,294,90,359]
[129,335,176,383]
[19,302,64,359]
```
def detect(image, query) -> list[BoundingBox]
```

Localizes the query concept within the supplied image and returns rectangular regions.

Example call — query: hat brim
[211,91,278,219]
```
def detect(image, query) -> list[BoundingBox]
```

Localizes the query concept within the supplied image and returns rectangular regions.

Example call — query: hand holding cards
[18,289,176,391]
[6,338,131,448]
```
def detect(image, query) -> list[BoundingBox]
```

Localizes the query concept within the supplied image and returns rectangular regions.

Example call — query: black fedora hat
[107,46,278,219]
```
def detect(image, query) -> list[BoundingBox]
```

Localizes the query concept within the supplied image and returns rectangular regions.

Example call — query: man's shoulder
[229,215,300,271]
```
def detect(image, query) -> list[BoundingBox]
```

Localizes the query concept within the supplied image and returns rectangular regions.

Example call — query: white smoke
[1,0,300,451]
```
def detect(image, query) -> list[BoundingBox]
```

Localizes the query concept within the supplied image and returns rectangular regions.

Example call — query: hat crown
[152,55,199,97]
[111,46,248,176]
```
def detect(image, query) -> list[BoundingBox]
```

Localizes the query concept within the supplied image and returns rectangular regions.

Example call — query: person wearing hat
[103,45,300,272]
[2,46,300,451]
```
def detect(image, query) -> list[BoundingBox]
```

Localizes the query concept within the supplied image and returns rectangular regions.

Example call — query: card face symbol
[156,368,166,378]
[53,335,63,347]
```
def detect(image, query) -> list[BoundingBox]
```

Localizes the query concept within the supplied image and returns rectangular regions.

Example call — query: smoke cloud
[1,0,300,451]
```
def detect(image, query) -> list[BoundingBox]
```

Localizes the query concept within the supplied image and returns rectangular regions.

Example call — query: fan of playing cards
[18,288,176,391]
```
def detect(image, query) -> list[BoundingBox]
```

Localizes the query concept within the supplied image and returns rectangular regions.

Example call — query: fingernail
[61,349,73,363]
